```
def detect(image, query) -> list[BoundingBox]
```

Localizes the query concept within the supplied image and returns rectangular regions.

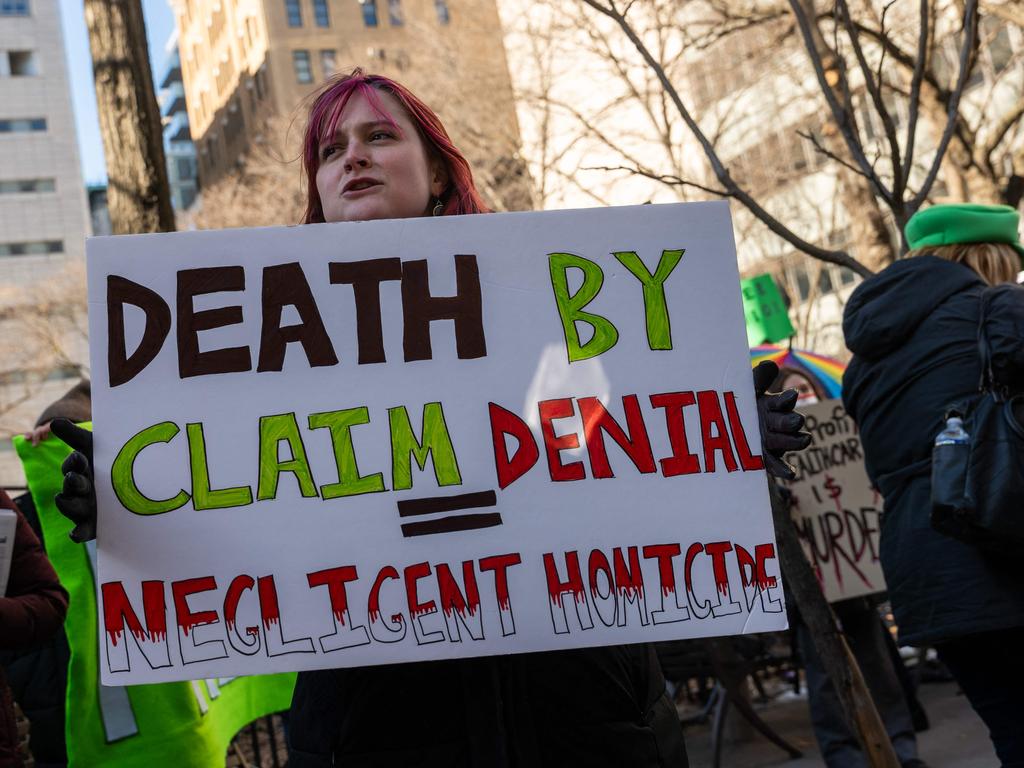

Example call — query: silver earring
[432,198,444,216]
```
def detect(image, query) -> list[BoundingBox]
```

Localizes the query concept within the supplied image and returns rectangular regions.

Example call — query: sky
[58,0,176,186]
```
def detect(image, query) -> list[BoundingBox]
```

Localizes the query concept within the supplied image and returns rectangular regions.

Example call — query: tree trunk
[769,480,901,768]
[84,0,175,235]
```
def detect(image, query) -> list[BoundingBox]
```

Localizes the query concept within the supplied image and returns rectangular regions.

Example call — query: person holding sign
[843,204,1024,766]
[51,69,810,767]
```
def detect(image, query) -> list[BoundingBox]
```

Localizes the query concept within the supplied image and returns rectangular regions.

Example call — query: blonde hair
[906,242,1020,285]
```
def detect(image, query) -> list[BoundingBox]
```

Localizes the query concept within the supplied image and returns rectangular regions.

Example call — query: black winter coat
[288,643,688,767]
[842,256,1024,646]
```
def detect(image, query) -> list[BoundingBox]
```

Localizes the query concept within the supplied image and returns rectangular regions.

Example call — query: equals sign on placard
[397,490,500,537]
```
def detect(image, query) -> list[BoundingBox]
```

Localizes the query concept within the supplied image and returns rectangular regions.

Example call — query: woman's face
[782,372,819,405]
[315,90,446,223]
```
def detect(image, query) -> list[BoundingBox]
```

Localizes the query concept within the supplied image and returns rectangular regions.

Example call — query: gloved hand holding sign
[753,360,812,480]
[50,418,96,543]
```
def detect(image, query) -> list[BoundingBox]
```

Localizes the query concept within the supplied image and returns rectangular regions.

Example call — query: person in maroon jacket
[0,489,68,768]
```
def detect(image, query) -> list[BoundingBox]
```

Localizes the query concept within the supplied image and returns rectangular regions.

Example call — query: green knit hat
[905,203,1024,263]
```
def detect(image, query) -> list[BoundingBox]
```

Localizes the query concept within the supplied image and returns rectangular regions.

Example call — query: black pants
[798,599,919,767]
[937,627,1024,768]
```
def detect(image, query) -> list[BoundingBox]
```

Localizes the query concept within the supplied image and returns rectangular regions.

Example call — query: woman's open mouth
[343,178,382,196]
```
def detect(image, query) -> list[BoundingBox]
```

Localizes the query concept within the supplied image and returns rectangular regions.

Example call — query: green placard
[741,273,794,345]
[14,429,296,768]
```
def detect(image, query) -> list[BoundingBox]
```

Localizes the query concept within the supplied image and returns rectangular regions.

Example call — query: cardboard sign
[782,399,886,603]
[88,202,787,685]
[0,508,15,597]
[740,273,794,345]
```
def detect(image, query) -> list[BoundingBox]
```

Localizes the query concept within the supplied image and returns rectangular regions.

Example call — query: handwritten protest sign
[88,201,787,685]
[782,399,886,603]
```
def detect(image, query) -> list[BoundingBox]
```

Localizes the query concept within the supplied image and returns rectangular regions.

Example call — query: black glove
[753,360,812,480]
[50,418,97,543]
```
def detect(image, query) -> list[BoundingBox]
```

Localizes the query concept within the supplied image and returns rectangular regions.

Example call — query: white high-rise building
[1,0,90,488]
[0,0,88,284]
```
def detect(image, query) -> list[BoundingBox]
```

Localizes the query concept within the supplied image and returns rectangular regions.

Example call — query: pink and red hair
[301,69,489,223]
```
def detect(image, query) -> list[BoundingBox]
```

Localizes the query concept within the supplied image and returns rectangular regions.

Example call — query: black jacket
[0,494,69,767]
[842,256,1024,645]
[288,643,688,767]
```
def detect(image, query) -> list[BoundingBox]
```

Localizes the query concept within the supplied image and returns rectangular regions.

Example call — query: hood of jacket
[843,255,984,360]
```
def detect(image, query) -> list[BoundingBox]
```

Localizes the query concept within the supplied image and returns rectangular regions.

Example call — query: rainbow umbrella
[750,344,846,399]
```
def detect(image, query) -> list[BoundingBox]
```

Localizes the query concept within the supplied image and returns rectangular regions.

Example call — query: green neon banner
[15,428,296,768]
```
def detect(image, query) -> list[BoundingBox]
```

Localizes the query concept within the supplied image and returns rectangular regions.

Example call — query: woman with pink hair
[286,68,690,767]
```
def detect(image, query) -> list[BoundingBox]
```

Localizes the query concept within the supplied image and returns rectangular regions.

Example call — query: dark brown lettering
[258,262,339,372]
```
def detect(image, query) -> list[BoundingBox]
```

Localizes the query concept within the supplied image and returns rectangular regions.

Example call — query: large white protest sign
[782,399,886,603]
[88,201,787,685]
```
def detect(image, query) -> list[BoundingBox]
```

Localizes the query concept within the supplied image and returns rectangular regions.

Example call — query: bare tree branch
[835,0,905,203]
[584,164,730,196]
[901,0,929,182]
[578,0,873,277]
[797,130,866,177]
[788,0,893,206]
[910,0,979,212]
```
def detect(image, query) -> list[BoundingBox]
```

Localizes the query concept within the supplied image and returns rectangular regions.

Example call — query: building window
[0,118,46,133]
[0,240,63,257]
[0,0,29,15]
[3,50,38,76]
[0,178,55,193]
[388,0,402,25]
[320,49,337,77]
[254,67,268,100]
[313,0,329,26]
[176,157,196,179]
[284,0,302,27]
[293,50,313,83]
[434,0,449,24]
[359,0,378,27]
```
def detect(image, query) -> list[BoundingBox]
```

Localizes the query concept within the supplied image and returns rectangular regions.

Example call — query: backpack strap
[977,286,1012,401]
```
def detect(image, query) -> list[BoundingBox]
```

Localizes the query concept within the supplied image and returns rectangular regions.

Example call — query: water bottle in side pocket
[931,413,972,537]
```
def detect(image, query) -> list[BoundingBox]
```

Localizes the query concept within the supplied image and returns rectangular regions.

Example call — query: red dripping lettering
[102,580,166,646]
[368,565,400,623]
[257,575,281,630]
[436,561,480,618]
[224,574,255,633]
[479,552,521,610]
[696,391,739,473]
[307,565,360,626]
[704,541,734,596]
[650,391,700,476]
[404,562,437,618]
[613,546,645,597]
[543,550,586,604]
[172,576,219,636]
[488,402,540,489]
[643,543,681,597]
[578,395,656,478]
[724,391,764,471]
[538,398,585,481]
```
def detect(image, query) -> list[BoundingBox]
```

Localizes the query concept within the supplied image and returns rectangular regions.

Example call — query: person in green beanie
[842,203,1024,767]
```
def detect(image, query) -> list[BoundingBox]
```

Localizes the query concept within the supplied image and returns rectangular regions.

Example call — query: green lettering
[186,422,253,510]
[257,413,318,500]
[613,249,684,350]
[388,402,462,491]
[548,252,619,362]
[309,407,386,499]
[111,421,190,515]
